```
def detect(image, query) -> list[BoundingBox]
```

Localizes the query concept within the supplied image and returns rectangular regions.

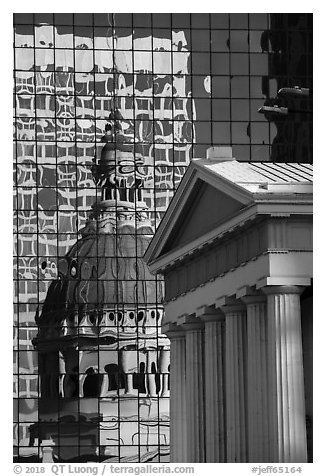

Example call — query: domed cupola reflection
[31,109,170,463]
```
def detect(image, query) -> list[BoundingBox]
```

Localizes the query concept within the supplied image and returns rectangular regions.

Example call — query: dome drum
[62,345,170,399]
[35,304,166,347]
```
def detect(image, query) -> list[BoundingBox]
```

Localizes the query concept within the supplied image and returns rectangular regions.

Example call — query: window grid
[14,12,312,463]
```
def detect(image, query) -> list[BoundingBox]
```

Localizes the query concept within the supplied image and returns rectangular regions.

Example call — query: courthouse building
[13,13,312,462]
[145,147,313,463]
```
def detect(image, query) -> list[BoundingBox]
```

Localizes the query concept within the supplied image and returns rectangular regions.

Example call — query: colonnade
[166,286,308,463]
[58,347,170,399]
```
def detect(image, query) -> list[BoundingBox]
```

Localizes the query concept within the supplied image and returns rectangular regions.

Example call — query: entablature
[164,214,312,302]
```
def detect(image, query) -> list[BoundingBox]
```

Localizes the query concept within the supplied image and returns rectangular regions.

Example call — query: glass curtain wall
[13,12,313,463]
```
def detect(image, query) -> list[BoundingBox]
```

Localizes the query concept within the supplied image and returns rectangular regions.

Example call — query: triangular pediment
[144,159,256,269]
[144,158,313,274]
[161,179,247,254]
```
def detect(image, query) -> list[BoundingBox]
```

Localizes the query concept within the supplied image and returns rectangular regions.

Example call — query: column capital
[197,305,225,323]
[262,285,306,296]
[162,322,185,339]
[220,296,246,314]
[237,285,260,299]
[241,294,266,306]
[180,314,204,331]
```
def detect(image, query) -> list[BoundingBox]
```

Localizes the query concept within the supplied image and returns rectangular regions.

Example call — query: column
[222,300,247,462]
[263,286,307,463]
[146,350,157,396]
[120,350,137,396]
[41,440,55,463]
[100,373,109,397]
[200,309,226,462]
[58,351,66,398]
[159,348,170,397]
[242,293,269,462]
[184,318,205,462]
[166,327,187,462]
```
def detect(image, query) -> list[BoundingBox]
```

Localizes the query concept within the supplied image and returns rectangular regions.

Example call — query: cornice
[162,216,312,302]
[147,197,312,275]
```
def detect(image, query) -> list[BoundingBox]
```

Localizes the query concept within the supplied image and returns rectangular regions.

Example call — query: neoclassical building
[145,147,313,463]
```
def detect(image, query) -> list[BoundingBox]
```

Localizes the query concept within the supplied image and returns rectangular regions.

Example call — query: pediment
[144,158,313,274]
[161,179,247,254]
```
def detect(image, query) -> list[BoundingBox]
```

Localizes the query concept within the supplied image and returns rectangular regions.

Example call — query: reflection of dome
[35,110,164,344]
[100,139,143,160]
[99,108,143,160]
[40,231,163,316]
[31,110,170,464]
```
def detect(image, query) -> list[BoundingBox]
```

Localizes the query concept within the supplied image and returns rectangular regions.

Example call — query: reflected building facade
[13,13,312,462]
[31,110,170,462]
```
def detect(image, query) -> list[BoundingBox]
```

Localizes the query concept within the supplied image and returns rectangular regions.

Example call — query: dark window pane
[14,13,34,24]
[195,99,212,121]
[250,77,265,98]
[172,13,191,28]
[249,13,269,30]
[211,53,229,75]
[251,144,271,161]
[35,13,54,24]
[230,76,249,98]
[74,13,93,26]
[251,122,270,144]
[231,54,249,75]
[194,122,211,143]
[191,13,210,28]
[211,14,229,29]
[230,31,248,52]
[54,13,74,25]
[113,13,132,27]
[153,13,171,28]
[192,52,211,74]
[212,99,230,121]
[250,53,269,75]
[191,30,210,51]
[133,13,151,27]
[193,143,209,157]
[212,122,230,144]
[230,13,248,29]
[231,99,250,121]
[232,122,250,143]
[233,144,250,161]
[93,13,110,26]
[212,76,230,98]
[211,30,229,52]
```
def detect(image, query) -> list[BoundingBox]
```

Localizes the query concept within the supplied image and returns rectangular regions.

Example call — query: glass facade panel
[13,12,312,463]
